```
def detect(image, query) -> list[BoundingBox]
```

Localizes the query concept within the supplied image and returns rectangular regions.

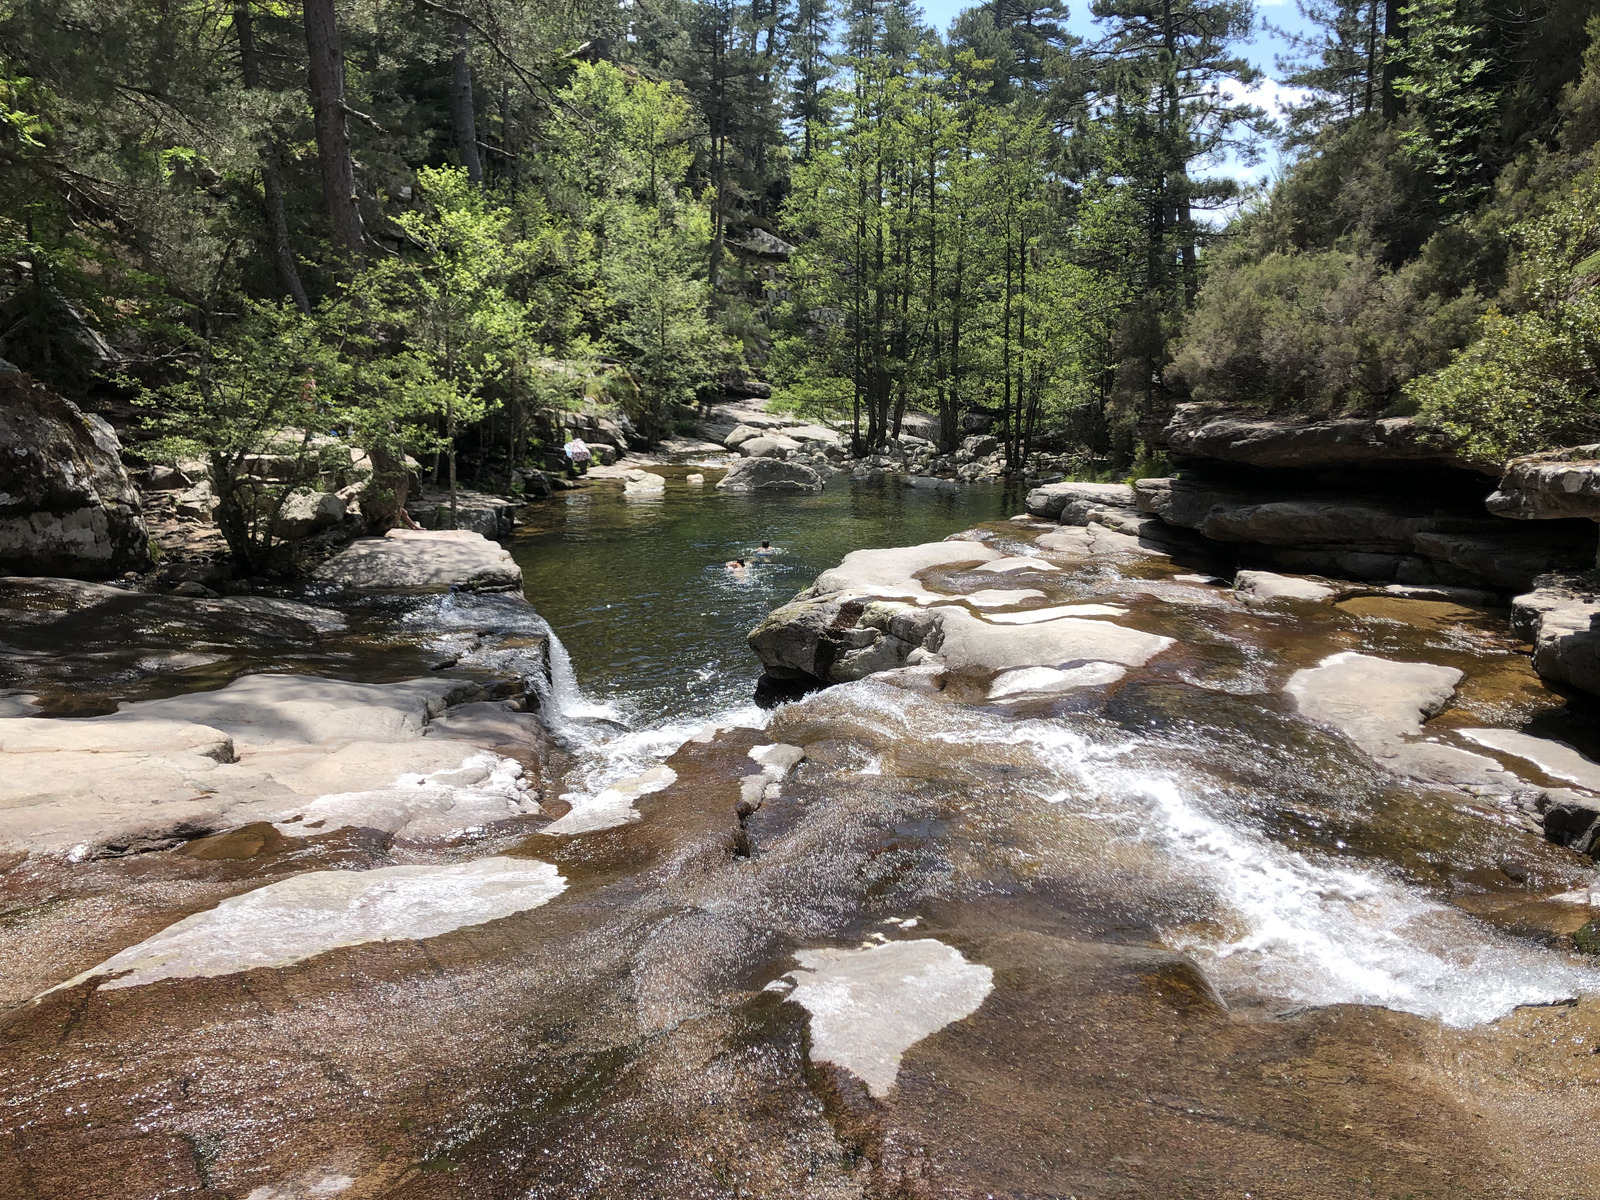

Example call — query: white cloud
[1217,75,1316,121]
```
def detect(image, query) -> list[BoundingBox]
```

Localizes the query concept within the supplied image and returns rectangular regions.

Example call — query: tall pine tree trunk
[451,17,483,184]
[302,0,365,261]
[1381,0,1405,120]
[237,0,309,312]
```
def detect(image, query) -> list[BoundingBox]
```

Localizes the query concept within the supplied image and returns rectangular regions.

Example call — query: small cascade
[531,614,767,821]
[530,620,625,736]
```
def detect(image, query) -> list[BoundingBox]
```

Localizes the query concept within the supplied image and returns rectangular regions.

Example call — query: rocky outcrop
[0,673,545,857]
[716,458,825,494]
[1511,582,1600,699]
[1161,404,1475,472]
[405,488,516,540]
[0,370,151,577]
[312,529,522,592]
[1488,446,1600,521]
[1025,481,1137,522]
[748,538,1175,686]
[1135,475,1592,589]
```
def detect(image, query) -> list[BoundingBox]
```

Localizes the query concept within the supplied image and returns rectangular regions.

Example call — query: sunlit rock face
[0,372,151,577]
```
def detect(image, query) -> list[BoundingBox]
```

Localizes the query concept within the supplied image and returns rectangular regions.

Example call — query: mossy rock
[1574,919,1600,955]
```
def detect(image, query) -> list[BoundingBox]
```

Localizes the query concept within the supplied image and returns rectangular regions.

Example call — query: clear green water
[508,466,1024,724]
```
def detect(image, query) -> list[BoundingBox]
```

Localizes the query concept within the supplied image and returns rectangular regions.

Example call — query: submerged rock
[0,372,151,577]
[545,764,677,835]
[312,529,522,592]
[1286,651,1510,787]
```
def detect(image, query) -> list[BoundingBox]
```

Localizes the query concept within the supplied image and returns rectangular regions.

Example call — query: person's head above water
[761,540,771,549]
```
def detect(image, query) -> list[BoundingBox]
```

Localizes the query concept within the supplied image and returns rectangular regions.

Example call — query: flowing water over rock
[4,472,1600,1198]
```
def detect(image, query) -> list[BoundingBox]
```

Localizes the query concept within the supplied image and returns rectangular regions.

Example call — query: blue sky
[917,0,1321,193]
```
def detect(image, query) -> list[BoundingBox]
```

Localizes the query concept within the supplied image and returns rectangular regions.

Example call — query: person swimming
[724,558,748,572]
[755,540,775,555]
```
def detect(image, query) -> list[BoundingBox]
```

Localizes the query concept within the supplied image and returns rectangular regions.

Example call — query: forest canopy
[1,0,1597,489]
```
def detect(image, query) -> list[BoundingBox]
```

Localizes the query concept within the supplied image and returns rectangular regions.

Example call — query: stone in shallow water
[969,556,1059,574]
[782,938,993,1098]
[546,765,677,834]
[48,857,567,994]
[1235,569,1339,603]
[987,662,1127,700]
[1460,727,1600,792]
[1285,652,1510,787]
[811,540,1001,603]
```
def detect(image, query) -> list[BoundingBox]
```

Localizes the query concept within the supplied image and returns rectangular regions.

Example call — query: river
[5,467,1600,1197]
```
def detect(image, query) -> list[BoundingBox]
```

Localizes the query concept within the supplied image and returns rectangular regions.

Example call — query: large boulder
[311,529,523,592]
[739,433,802,459]
[722,423,765,448]
[406,488,516,539]
[0,369,151,577]
[716,458,825,494]
[1160,404,1474,472]
[272,489,348,540]
[785,424,844,451]
[1025,481,1137,522]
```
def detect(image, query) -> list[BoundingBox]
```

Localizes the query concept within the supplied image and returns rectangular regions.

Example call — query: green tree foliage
[1167,0,1600,453]
[1411,169,1600,459]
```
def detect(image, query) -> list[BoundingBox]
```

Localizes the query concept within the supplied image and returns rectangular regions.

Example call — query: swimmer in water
[724,558,748,573]
[755,540,775,555]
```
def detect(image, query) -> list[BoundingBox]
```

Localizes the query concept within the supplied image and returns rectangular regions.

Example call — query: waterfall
[532,621,622,732]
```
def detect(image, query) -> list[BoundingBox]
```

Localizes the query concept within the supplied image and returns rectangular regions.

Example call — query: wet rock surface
[1513,579,1600,699]
[5,508,1600,1199]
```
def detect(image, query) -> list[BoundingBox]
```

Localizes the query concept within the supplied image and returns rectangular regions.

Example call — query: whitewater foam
[943,712,1596,1028]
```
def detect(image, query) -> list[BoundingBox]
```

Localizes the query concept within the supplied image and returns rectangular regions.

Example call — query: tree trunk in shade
[236,0,310,311]
[451,18,483,184]
[302,0,365,261]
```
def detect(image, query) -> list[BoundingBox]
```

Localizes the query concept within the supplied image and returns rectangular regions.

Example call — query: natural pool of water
[509,467,1025,725]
